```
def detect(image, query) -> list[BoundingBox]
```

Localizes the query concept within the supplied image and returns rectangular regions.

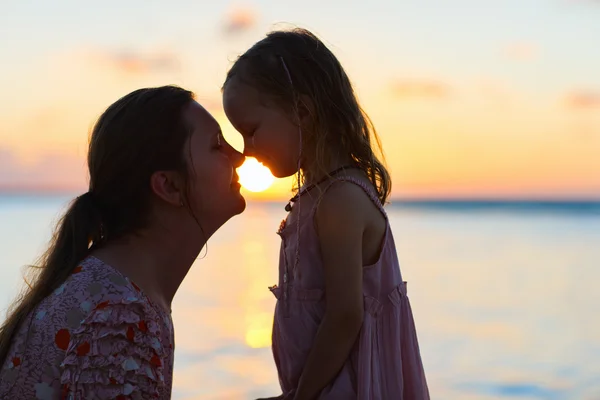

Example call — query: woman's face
[183,101,246,234]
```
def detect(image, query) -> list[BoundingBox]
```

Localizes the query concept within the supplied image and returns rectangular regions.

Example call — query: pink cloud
[565,91,600,109]
[391,80,451,99]
[222,5,258,35]
[0,148,86,192]
[84,49,181,74]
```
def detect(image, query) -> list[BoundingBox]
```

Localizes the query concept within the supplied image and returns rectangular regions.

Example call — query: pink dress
[270,177,430,399]
[0,256,174,400]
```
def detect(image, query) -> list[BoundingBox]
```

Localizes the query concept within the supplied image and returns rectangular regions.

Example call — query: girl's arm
[293,183,368,400]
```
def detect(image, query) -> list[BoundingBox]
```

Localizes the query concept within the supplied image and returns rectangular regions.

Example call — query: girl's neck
[302,154,354,186]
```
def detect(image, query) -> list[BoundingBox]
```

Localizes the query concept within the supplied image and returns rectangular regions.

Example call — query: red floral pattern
[0,256,174,399]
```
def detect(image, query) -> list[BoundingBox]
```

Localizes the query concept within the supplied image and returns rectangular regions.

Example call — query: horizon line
[0,189,598,203]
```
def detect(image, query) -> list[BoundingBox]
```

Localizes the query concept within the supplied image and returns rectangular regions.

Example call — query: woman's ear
[150,170,185,207]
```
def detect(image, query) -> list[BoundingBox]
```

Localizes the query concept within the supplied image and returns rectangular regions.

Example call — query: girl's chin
[270,165,299,179]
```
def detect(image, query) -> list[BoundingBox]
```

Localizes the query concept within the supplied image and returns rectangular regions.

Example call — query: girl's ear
[297,95,315,126]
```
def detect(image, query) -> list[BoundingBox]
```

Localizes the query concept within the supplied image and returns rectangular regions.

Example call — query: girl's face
[223,79,301,178]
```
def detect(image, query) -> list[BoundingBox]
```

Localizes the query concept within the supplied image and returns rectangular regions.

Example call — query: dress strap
[314,176,387,220]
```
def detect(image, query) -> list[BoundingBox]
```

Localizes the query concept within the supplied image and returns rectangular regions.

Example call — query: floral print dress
[0,256,174,400]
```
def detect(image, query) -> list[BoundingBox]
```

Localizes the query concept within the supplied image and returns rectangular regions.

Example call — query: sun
[237,157,275,192]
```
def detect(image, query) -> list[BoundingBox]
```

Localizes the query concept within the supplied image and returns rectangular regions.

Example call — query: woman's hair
[223,28,391,203]
[0,85,195,364]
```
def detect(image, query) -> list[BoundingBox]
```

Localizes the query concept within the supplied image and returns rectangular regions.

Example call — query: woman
[0,85,245,399]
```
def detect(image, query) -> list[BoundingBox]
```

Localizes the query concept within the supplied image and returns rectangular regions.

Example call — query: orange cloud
[222,5,258,35]
[565,91,600,109]
[503,43,539,61]
[84,49,181,74]
[391,80,451,99]
[0,148,86,192]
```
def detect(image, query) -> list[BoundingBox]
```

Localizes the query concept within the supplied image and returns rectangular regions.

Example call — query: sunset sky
[0,0,599,200]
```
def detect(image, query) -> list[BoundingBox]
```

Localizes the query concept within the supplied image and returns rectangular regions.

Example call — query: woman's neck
[91,226,205,313]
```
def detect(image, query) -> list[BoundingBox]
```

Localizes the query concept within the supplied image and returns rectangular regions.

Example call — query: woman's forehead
[184,101,220,137]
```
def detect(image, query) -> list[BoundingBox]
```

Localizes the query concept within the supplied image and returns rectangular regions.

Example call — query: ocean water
[0,195,599,399]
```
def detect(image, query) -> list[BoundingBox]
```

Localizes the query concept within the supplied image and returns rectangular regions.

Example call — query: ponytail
[0,193,102,364]
[1,85,195,366]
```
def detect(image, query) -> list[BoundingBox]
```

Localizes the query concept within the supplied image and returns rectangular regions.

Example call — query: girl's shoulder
[314,173,387,222]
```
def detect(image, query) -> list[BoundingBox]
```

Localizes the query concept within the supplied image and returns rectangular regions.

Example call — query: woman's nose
[229,147,245,168]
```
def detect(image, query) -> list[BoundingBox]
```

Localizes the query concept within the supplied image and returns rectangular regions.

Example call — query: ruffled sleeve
[60,299,168,400]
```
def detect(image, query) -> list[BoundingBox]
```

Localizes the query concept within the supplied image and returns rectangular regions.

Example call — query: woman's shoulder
[58,258,174,399]
[40,256,170,334]
[47,256,144,310]
[1,257,173,399]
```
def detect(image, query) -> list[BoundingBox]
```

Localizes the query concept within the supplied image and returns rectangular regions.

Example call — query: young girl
[0,86,245,399]
[223,29,430,399]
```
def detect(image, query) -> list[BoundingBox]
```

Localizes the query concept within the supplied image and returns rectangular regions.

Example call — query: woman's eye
[214,134,224,149]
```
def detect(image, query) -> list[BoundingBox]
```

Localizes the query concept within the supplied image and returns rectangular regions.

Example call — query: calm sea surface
[1,195,599,399]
